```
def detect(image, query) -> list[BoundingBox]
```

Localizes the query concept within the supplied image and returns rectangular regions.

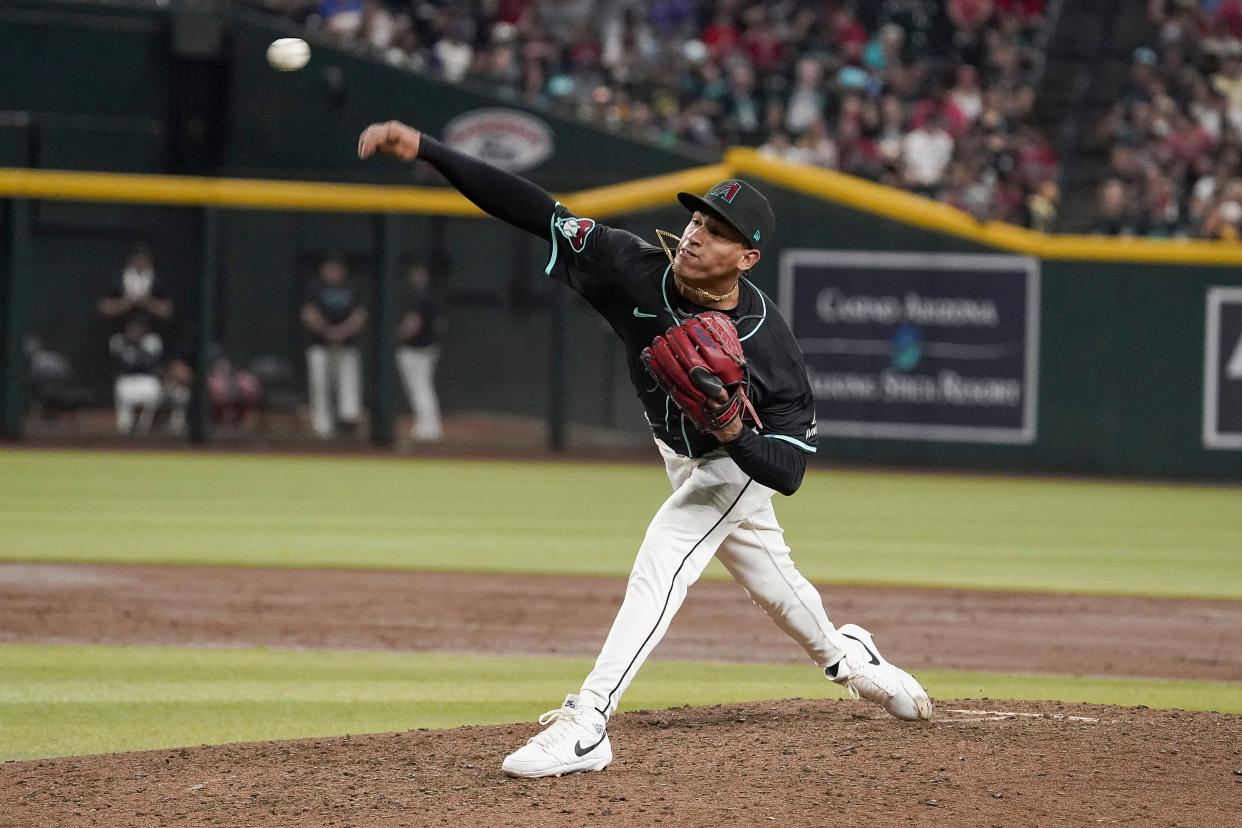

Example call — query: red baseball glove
[640,312,762,432]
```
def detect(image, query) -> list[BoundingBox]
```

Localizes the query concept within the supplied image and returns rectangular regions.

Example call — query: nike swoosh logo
[841,632,881,666]
[574,732,607,757]
[633,308,658,318]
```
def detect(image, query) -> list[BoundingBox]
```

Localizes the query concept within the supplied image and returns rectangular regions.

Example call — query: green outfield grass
[2,643,1239,762]
[2,449,1238,763]
[2,449,1239,598]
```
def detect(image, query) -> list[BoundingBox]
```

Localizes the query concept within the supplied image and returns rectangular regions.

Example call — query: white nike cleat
[501,694,612,778]
[826,623,933,721]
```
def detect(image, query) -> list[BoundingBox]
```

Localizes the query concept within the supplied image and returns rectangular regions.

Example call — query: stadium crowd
[255,0,1058,229]
[1091,0,1242,238]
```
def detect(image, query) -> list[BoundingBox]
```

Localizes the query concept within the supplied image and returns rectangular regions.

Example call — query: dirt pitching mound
[3,563,1241,825]
[4,698,1240,827]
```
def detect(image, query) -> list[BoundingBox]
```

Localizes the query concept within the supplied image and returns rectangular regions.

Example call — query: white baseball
[267,38,311,72]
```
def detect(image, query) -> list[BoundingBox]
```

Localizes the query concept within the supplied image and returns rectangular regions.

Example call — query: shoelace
[832,654,897,701]
[845,659,898,699]
[828,660,863,701]
[527,706,582,748]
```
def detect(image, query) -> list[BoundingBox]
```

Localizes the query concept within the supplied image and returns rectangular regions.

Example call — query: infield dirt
[2,562,1241,826]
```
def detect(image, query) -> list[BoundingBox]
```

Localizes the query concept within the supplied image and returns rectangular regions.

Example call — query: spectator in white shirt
[902,113,955,194]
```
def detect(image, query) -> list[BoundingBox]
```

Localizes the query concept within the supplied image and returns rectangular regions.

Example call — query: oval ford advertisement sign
[443,109,554,172]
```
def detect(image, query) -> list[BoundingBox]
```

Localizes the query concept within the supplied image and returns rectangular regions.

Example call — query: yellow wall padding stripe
[6,157,1242,265]
[726,147,1242,265]
[562,163,732,217]
[726,147,987,238]
[0,163,731,220]
[0,168,487,215]
[1030,234,1242,264]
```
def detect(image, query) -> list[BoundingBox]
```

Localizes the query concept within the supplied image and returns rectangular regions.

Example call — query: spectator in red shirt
[495,0,532,25]
[837,118,883,181]
[1213,0,1242,40]
[995,0,1044,25]
[830,3,869,63]
[740,6,786,74]
[702,8,740,61]
[911,83,969,139]
[1167,110,1214,170]
[949,0,995,33]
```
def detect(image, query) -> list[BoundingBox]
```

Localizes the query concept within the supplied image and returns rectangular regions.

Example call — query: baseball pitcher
[358,120,932,778]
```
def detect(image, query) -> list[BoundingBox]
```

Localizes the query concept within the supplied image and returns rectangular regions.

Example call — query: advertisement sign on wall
[779,251,1040,444]
[443,108,554,172]
[1203,286,1242,450]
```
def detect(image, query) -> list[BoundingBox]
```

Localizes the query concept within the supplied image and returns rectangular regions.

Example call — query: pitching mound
[3,563,1241,825]
[3,698,1239,826]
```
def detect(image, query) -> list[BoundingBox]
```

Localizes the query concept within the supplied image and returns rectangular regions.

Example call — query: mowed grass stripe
[1,449,1239,597]
[2,643,1239,762]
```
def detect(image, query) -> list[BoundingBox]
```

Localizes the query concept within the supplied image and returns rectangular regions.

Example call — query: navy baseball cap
[677,179,775,251]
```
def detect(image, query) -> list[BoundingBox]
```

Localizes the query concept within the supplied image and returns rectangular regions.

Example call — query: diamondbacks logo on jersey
[708,181,742,204]
[557,216,596,253]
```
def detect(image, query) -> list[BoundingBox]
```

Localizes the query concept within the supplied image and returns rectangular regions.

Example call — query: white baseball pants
[579,439,849,719]
[113,374,162,435]
[396,345,443,441]
[306,344,362,438]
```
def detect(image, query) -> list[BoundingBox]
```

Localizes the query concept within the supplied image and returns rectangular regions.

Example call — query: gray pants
[306,345,362,438]
[397,345,443,441]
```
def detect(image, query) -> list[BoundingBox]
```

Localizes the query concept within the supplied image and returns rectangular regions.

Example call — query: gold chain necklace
[674,274,738,304]
[656,228,739,305]
[656,228,680,263]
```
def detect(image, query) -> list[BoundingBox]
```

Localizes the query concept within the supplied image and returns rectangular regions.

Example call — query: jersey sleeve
[416,136,654,305]
[722,428,807,496]
[543,203,654,304]
[417,136,554,237]
[754,377,818,453]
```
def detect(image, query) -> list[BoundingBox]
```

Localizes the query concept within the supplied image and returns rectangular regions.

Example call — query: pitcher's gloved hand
[640,312,762,436]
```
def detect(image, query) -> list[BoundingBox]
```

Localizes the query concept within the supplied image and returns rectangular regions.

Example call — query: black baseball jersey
[417,135,817,494]
[399,288,441,348]
[544,204,817,462]
[109,330,162,376]
[303,280,366,345]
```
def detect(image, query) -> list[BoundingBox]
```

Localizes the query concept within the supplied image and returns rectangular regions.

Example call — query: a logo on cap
[708,181,742,204]
[753,230,761,242]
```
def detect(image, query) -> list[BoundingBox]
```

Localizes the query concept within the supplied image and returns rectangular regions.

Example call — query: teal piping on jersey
[763,432,817,453]
[737,278,767,341]
[664,396,694,458]
[659,264,676,316]
[543,204,562,276]
[661,269,768,343]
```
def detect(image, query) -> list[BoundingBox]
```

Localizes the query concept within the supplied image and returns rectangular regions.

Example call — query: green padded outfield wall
[2,1,1240,479]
